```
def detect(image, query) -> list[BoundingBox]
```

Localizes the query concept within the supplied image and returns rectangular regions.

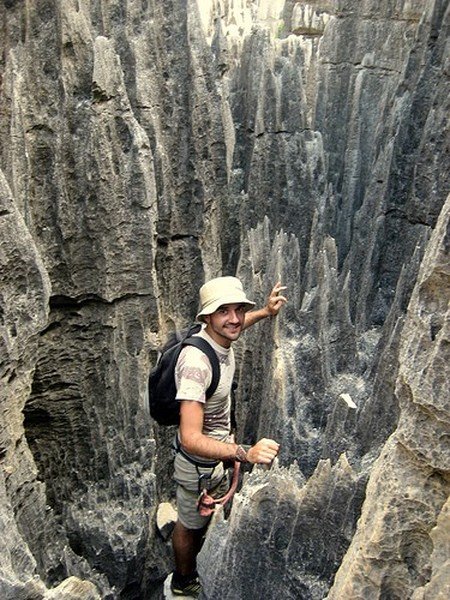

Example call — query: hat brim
[196,297,255,322]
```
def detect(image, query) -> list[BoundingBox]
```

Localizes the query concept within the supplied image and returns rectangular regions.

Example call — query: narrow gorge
[0,1,448,599]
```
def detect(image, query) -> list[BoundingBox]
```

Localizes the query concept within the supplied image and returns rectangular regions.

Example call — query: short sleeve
[175,346,213,403]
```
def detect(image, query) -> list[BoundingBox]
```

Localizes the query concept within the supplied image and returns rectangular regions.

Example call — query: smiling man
[170,276,287,597]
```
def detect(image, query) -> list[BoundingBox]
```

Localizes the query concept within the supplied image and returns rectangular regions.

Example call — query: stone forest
[0,1,448,599]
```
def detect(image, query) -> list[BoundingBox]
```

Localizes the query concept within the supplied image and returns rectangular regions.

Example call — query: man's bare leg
[172,520,206,577]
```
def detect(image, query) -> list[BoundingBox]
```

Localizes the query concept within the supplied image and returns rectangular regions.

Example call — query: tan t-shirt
[175,328,235,442]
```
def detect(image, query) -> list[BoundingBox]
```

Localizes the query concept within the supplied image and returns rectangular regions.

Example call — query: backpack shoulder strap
[182,337,220,399]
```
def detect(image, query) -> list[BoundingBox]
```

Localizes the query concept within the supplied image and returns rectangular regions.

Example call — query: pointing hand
[266,282,287,317]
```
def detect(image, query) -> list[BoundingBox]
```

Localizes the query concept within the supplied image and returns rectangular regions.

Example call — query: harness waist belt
[174,436,220,468]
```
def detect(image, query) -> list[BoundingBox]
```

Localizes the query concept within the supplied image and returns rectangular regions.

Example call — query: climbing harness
[174,435,242,517]
[197,461,241,517]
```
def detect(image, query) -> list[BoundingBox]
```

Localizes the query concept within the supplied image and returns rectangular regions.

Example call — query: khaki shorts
[174,453,229,530]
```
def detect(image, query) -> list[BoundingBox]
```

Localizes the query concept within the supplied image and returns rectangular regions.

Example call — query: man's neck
[204,325,232,349]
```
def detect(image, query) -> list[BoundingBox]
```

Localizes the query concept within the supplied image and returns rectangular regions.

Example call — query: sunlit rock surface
[0,1,448,598]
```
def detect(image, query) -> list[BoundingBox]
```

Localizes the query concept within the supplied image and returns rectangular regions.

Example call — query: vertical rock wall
[0,1,448,599]
[327,194,450,600]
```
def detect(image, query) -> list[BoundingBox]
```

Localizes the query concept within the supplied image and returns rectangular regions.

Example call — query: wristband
[235,445,249,463]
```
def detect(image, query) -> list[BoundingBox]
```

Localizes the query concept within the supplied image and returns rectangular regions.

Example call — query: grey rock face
[326,194,450,599]
[198,457,365,600]
[0,1,448,599]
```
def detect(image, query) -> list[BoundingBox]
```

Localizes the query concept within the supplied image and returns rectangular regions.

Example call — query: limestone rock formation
[0,1,448,599]
[327,194,450,600]
[198,456,364,599]
[199,194,449,599]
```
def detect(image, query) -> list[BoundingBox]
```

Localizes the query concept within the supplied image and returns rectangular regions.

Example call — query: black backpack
[148,324,220,426]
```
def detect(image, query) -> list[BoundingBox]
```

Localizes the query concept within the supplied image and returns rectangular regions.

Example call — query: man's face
[204,303,246,348]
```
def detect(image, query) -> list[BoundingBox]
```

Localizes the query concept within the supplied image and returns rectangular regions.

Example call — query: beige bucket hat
[196,276,255,322]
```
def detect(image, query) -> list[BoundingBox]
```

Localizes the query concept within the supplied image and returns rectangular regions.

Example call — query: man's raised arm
[243,281,287,330]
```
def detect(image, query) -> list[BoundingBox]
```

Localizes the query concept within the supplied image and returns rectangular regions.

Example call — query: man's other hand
[247,438,280,464]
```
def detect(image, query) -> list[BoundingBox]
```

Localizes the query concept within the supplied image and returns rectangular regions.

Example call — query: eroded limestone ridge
[327,194,450,600]
[0,0,448,599]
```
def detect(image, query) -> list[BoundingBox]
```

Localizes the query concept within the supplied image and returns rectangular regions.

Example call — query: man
[171,276,287,597]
